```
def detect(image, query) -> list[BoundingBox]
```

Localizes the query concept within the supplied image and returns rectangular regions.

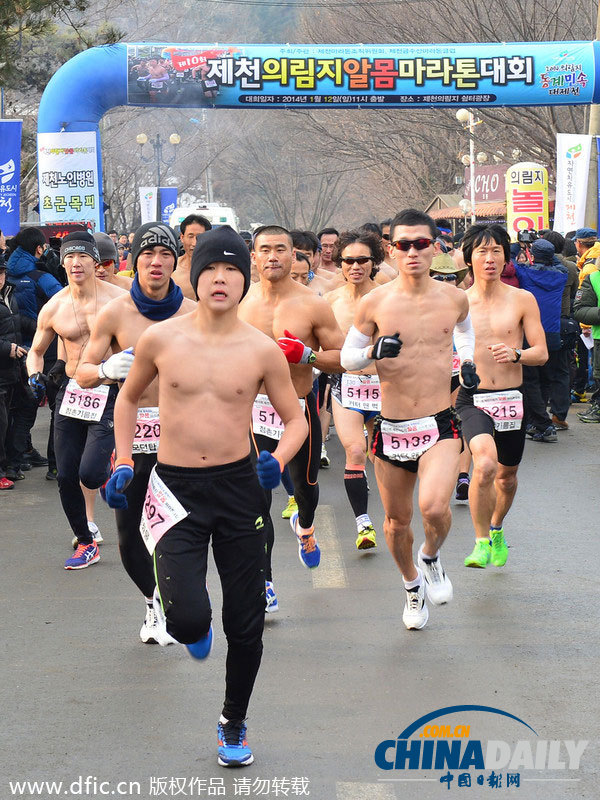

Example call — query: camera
[517,229,538,245]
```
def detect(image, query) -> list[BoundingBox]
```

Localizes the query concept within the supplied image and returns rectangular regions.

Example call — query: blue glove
[28,372,48,402]
[256,451,282,490]
[104,464,134,509]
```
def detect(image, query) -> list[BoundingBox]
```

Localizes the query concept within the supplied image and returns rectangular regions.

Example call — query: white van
[169,203,239,231]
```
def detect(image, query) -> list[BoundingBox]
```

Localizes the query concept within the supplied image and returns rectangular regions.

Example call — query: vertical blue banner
[0,119,22,236]
[159,187,177,225]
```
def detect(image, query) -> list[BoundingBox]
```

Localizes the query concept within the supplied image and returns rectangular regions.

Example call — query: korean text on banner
[139,187,158,224]
[505,162,549,240]
[126,41,595,110]
[38,132,100,231]
[159,187,177,225]
[553,134,592,234]
[0,120,23,236]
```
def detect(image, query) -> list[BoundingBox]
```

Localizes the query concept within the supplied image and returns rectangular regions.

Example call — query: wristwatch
[513,348,522,363]
[307,351,317,365]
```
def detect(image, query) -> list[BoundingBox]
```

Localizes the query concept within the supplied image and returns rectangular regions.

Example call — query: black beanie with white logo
[130,222,179,271]
[60,231,101,264]
[190,225,251,300]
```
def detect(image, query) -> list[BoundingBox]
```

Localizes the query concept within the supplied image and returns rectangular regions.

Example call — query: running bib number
[252,394,305,440]
[452,353,460,377]
[59,379,109,422]
[473,390,523,431]
[381,416,440,461]
[133,407,160,453]
[341,374,381,411]
[140,467,189,555]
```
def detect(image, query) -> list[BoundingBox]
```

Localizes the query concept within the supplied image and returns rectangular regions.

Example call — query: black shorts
[451,374,460,393]
[455,386,526,467]
[371,407,462,473]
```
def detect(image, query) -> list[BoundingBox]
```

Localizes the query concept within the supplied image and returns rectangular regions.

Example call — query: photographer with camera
[0,261,35,488]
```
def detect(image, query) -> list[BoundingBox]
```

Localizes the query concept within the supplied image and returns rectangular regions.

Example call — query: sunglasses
[341,256,373,266]
[432,273,457,282]
[390,238,433,251]
[381,233,390,241]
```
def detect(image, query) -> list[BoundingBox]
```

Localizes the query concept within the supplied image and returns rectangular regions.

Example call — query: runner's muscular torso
[77,293,196,407]
[240,281,342,397]
[356,278,468,419]
[34,280,125,378]
[142,316,281,466]
[466,282,528,389]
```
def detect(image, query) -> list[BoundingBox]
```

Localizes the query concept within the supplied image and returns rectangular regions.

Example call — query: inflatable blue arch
[37,41,600,229]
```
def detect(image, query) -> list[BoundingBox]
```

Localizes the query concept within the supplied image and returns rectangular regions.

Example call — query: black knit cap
[60,231,101,264]
[190,225,251,300]
[130,222,179,271]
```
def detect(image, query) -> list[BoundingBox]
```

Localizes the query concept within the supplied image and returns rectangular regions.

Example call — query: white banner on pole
[139,187,158,224]
[38,132,101,230]
[554,133,592,234]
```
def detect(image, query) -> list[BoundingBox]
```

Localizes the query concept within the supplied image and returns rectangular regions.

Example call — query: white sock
[418,543,439,561]
[356,514,371,531]
[403,568,423,590]
[219,714,229,724]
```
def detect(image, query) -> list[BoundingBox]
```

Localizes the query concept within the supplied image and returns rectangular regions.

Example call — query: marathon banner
[139,187,158,224]
[37,132,101,230]
[0,119,22,236]
[126,41,595,109]
[553,134,592,234]
[505,162,549,240]
[159,187,177,225]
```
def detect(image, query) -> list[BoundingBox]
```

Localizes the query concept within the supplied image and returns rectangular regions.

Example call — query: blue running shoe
[186,626,213,660]
[64,542,100,570]
[290,512,321,569]
[265,580,279,613]
[217,718,254,767]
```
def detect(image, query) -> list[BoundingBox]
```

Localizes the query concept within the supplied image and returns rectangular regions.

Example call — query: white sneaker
[417,549,453,605]
[140,604,161,644]
[151,587,177,646]
[402,578,429,630]
[71,522,103,549]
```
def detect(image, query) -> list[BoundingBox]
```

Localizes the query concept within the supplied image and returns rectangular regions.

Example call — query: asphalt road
[1,405,599,800]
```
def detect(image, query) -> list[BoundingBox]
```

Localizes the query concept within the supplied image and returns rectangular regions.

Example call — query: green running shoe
[464,539,491,568]
[490,528,508,567]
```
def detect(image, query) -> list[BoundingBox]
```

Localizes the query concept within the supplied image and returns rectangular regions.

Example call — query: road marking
[312,505,347,589]
[337,782,396,799]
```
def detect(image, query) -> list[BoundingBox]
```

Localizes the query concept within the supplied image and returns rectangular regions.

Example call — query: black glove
[47,359,66,387]
[28,372,48,402]
[460,361,480,390]
[372,332,402,360]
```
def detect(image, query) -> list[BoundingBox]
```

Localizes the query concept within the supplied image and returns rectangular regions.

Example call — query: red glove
[277,330,314,364]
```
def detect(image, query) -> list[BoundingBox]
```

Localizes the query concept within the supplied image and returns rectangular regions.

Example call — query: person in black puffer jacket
[0,262,35,488]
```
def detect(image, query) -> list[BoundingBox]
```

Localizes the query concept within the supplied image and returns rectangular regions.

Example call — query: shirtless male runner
[27,231,126,569]
[325,229,384,550]
[93,232,133,288]
[457,224,547,569]
[110,225,306,767]
[173,214,211,299]
[341,209,480,630]
[239,225,344,610]
[77,223,193,643]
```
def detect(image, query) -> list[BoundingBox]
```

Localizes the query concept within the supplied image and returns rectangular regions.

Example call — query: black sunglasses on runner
[381,233,390,240]
[341,256,373,265]
[432,273,457,282]
[390,237,433,251]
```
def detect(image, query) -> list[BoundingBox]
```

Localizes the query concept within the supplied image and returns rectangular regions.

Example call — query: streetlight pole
[136,132,180,188]
[456,108,478,225]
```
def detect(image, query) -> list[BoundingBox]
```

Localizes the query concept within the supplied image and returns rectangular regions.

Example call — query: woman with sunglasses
[324,230,385,551]
[341,208,480,631]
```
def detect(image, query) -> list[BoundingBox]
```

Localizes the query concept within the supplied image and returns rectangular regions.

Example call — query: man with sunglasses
[341,208,479,630]
[457,224,547,570]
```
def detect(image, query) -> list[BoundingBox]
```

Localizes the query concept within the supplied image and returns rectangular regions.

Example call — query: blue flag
[159,187,177,225]
[0,120,22,236]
